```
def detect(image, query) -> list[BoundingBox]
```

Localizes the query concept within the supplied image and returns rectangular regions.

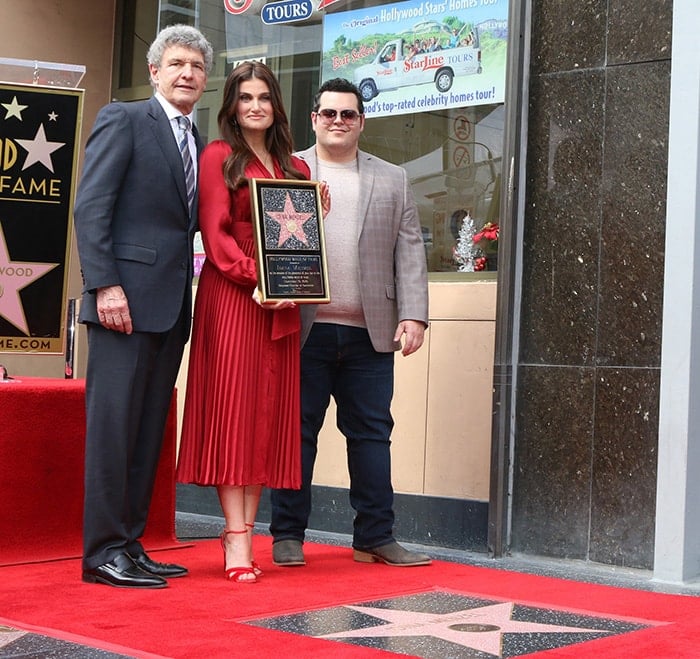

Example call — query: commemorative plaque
[250,178,330,303]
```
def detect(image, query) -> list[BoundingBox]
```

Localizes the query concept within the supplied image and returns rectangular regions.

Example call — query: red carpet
[1,537,699,658]
[0,377,182,566]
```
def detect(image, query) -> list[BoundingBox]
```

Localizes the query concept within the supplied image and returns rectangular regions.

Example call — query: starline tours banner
[0,83,83,353]
[322,0,509,118]
[222,0,508,119]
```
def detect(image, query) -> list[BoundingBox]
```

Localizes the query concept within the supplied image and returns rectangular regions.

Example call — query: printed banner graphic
[0,84,82,353]
[322,0,509,118]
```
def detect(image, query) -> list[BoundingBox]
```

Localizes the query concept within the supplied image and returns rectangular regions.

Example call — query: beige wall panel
[430,280,497,320]
[1,0,116,378]
[425,318,494,500]
[388,338,429,493]
[312,280,496,498]
[314,399,350,488]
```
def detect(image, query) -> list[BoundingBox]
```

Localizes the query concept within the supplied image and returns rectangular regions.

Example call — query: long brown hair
[217,61,306,189]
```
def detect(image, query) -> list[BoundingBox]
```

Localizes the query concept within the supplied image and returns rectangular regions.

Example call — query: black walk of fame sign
[0,83,83,353]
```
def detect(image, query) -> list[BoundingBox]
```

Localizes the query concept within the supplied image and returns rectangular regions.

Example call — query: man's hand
[96,285,133,334]
[394,319,425,356]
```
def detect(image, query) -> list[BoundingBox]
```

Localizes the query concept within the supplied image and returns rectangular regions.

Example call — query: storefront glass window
[117,0,509,274]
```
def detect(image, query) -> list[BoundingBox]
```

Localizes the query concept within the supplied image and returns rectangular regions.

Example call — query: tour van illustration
[353,23,482,101]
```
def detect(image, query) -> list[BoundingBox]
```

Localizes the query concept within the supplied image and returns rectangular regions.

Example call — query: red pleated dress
[177,140,306,489]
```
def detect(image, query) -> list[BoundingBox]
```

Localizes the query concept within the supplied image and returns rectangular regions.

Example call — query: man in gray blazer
[270,78,431,567]
[74,25,212,588]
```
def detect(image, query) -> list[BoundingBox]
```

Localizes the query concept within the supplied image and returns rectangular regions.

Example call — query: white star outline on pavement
[1,96,28,120]
[318,601,606,656]
[0,225,59,335]
[0,627,27,648]
[15,123,65,173]
[266,192,313,247]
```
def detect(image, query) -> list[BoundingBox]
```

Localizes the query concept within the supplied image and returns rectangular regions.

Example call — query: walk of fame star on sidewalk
[319,601,606,656]
[246,590,655,658]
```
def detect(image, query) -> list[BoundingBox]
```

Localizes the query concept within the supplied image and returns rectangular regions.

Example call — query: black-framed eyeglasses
[315,108,362,124]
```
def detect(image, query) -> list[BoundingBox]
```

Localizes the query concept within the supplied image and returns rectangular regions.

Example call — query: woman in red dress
[177,62,328,583]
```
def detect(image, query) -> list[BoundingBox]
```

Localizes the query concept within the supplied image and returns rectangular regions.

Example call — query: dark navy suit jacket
[74,95,201,339]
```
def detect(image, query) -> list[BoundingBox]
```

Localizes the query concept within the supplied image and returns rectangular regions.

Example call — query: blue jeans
[270,323,396,549]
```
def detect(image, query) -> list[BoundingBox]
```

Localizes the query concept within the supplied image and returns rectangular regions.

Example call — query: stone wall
[512,0,673,569]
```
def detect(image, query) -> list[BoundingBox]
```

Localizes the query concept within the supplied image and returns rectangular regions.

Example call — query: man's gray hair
[147,24,214,83]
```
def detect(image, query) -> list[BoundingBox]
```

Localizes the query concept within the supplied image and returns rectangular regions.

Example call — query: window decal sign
[224,0,255,14]
[321,0,509,118]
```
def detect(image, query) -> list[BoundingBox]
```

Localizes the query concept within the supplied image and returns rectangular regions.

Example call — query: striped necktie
[176,116,195,213]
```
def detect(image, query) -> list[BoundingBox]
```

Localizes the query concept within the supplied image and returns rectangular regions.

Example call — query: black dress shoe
[82,552,167,588]
[131,551,188,578]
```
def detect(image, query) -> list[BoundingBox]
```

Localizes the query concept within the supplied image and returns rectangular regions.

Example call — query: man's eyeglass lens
[318,109,361,123]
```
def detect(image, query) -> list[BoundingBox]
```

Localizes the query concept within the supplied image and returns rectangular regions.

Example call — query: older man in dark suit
[74,24,212,588]
[270,78,431,568]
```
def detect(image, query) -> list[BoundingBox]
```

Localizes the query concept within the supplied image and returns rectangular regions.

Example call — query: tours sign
[0,79,83,353]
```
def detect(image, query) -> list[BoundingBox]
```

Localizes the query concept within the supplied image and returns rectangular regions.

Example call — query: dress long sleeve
[197,140,258,287]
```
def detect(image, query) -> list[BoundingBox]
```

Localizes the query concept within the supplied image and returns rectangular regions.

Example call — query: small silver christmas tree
[453,211,477,272]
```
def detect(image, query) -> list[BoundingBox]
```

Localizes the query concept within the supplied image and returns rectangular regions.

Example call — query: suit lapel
[299,146,318,179]
[192,122,204,155]
[190,123,204,228]
[356,150,374,233]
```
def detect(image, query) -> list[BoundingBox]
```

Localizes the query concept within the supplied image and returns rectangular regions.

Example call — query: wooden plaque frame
[250,178,330,303]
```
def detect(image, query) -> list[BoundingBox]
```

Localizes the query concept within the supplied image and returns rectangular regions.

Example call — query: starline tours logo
[0,91,68,342]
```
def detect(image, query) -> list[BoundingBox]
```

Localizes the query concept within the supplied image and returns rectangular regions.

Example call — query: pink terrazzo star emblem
[0,225,58,334]
[319,601,605,656]
[266,192,313,247]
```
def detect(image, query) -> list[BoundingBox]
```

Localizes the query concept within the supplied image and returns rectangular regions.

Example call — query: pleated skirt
[176,252,301,489]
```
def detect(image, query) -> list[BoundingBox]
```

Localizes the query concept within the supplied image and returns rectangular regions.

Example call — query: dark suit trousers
[82,315,186,570]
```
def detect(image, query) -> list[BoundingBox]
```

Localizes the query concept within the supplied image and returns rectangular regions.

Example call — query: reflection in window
[132,0,509,274]
[363,104,502,272]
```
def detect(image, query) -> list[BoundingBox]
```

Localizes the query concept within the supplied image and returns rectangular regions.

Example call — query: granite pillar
[511,0,672,569]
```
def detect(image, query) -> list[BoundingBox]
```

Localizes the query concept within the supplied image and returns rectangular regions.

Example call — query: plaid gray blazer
[295,145,428,352]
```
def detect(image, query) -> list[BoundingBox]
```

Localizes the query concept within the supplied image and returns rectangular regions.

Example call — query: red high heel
[220,530,257,584]
[245,523,263,577]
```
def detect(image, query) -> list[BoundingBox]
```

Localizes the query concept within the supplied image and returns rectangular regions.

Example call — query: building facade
[1,0,699,582]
